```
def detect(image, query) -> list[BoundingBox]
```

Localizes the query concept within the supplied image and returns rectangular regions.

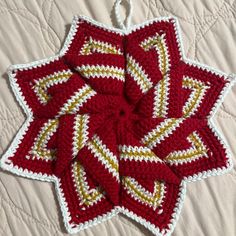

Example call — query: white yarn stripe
[58,84,96,115]
[140,33,170,75]
[119,145,163,163]
[153,74,170,118]
[183,76,210,117]
[29,119,58,161]
[72,161,104,208]
[33,70,72,104]
[122,176,166,210]
[165,131,208,165]
[76,65,125,81]
[80,37,122,55]
[126,54,153,93]
[72,114,90,157]
[87,135,119,182]
[141,118,184,149]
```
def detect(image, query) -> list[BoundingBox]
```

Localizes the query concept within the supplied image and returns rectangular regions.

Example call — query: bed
[0,0,236,235]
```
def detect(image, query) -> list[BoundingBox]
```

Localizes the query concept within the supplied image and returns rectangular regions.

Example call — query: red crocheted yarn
[0,15,234,236]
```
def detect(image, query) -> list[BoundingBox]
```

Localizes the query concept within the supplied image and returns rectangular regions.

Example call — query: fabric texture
[0,0,236,236]
[0,9,235,236]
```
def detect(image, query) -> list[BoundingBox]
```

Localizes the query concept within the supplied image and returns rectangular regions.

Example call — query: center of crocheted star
[114,98,134,121]
[119,109,126,117]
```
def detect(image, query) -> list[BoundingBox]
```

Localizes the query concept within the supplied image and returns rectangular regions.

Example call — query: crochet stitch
[0,14,235,236]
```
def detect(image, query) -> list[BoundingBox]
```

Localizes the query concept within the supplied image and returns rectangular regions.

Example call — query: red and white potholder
[0,7,234,236]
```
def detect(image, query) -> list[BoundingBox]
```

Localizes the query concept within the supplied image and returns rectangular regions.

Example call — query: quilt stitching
[0,179,61,230]
[0,14,234,236]
[0,1,235,234]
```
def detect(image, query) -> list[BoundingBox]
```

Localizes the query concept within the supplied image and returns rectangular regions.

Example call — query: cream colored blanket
[0,0,236,235]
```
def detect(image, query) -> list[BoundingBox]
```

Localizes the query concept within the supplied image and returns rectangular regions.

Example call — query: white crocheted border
[0,15,235,236]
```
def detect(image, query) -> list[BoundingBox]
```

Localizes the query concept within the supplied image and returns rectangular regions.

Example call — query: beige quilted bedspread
[0,0,236,235]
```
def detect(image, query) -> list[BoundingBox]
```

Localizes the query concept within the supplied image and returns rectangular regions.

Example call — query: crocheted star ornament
[0,15,234,236]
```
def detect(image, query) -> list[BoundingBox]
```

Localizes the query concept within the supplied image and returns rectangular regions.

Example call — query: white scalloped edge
[55,178,120,233]
[0,14,235,236]
[118,181,186,236]
[77,15,183,58]
[0,15,82,180]
[173,17,236,183]
[78,15,173,34]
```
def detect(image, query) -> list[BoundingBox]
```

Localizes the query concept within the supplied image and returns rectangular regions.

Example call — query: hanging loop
[114,0,133,30]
